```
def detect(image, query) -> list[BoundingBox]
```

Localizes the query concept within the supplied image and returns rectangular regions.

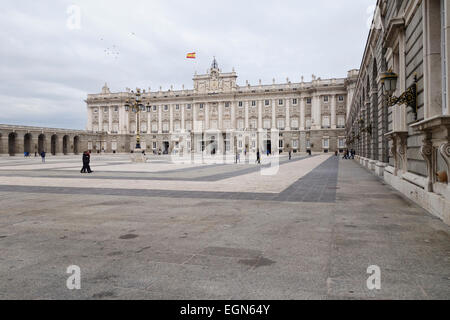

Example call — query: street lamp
[380,70,418,119]
[124,88,144,151]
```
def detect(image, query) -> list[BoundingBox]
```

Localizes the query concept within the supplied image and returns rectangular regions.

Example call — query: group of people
[80,151,93,173]
[342,149,356,159]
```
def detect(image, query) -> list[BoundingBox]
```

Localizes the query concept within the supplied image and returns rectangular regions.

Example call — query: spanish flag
[186,52,196,59]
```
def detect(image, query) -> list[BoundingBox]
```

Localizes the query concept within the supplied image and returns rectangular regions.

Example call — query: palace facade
[346,0,450,224]
[85,58,358,155]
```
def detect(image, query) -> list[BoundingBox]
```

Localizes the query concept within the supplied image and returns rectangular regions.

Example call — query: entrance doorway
[38,134,45,154]
[63,135,69,155]
[24,133,32,155]
[73,136,80,155]
[51,135,58,155]
[163,141,169,154]
[8,133,16,156]
[265,140,272,155]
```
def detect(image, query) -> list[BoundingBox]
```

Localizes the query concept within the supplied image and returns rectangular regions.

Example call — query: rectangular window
[187,104,192,110]
[238,101,243,108]
[279,140,283,148]
[153,106,157,111]
[224,120,231,129]
[94,108,98,113]
[292,98,298,105]
[263,119,271,129]
[278,99,283,105]
[114,106,119,112]
[322,116,330,128]
[251,101,256,107]
[339,139,345,148]
[277,119,285,129]
[324,96,329,102]
[225,102,230,108]
[104,107,108,113]
[176,104,180,110]
[174,121,181,132]
[292,140,298,148]
[200,103,204,109]
[338,116,345,128]
[306,98,312,104]
[152,123,158,133]
[338,95,344,101]
[306,140,310,148]
[186,121,192,131]
[306,118,311,129]
[323,139,329,148]
[291,119,299,129]
[164,105,169,111]
[265,100,270,106]
[238,141,243,148]
[237,119,244,130]
[146,106,151,112]
[162,122,169,132]
[250,119,257,129]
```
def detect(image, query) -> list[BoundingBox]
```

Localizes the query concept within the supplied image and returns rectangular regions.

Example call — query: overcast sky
[0,0,376,130]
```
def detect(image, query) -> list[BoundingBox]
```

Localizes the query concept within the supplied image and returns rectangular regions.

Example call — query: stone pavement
[0,154,448,299]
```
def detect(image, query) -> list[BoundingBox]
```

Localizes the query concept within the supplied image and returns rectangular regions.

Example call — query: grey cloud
[0,0,376,129]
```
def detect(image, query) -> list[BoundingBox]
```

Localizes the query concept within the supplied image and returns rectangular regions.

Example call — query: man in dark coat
[81,151,93,173]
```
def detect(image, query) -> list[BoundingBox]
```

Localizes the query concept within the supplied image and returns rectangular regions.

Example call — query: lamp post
[380,70,418,119]
[124,88,145,151]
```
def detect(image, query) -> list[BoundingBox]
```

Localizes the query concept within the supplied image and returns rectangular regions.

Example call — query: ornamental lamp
[380,70,398,96]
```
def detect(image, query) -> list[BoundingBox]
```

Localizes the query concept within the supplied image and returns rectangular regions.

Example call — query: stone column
[119,106,125,134]
[0,134,8,155]
[181,104,186,132]
[108,107,113,133]
[231,101,236,128]
[258,100,263,129]
[147,107,151,134]
[98,107,103,133]
[300,97,306,130]
[272,99,277,129]
[14,134,24,155]
[245,101,249,129]
[218,102,223,130]
[125,110,129,134]
[205,103,210,130]
[193,103,198,132]
[31,135,39,155]
[312,94,321,129]
[169,104,174,133]
[87,107,93,131]
[158,105,162,134]
[285,98,291,131]
[331,94,337,129]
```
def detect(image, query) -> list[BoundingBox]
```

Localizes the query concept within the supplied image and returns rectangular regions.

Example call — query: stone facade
[0,124,93,156]
[85,59,358,156]
[347,0,450,224]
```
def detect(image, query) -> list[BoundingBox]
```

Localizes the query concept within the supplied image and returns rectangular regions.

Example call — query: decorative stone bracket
[411,115,450,192]
[385,131,408,176]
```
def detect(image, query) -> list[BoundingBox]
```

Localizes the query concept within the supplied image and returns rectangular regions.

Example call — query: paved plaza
[0,153,449,299]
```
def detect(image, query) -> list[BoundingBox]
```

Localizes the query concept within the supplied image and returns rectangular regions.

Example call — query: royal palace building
[84,58,358,156]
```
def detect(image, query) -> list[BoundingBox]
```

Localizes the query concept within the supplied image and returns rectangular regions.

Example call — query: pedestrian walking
[289,149,292,160]
[41,151,46,163]
[256,150,261,164]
